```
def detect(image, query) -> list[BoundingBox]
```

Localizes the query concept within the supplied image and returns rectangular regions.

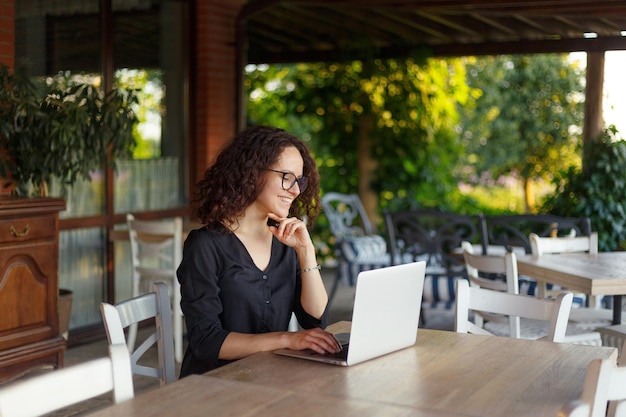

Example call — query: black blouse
[177,224,328,377]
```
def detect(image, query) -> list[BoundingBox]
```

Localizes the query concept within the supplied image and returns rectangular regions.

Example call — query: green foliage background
[542,126,626,251]
[246,54,600,256]
[460,54,585,212]
[247,57,474,215]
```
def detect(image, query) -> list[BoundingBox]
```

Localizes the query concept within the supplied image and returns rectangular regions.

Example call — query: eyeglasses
[267,169,309,193]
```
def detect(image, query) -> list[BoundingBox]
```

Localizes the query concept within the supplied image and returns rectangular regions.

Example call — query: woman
[177,125,341,377]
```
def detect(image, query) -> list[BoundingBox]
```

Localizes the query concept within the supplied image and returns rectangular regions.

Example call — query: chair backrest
[320,192,390,288]
[566,356,626,417]
[480,214,592,254]
[383,209,482,271]
[0,344,133,417]
[461,241,521,338]
[127,213,184,362]
[454,279,574,342]
[462,241,518,293]
[529,232,599,256]
[321,192,390,266]
[127,214,183,285]
[100,281,176,386]
[321,192,374,239]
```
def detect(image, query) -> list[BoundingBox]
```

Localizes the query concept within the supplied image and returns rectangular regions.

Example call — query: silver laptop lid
[347,261,425,365]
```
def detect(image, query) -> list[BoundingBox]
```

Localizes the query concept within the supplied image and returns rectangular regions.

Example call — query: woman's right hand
[288,328,342,354]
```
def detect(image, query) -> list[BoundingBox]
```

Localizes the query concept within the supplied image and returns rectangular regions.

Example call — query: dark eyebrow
[271,168,305,178]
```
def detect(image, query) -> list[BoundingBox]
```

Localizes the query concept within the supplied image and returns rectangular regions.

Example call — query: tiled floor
[4,267,455,417]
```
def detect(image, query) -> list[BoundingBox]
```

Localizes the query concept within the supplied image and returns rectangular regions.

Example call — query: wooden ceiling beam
[373,9,451,41]
[243,0,626,64]
[276,0,626,15]
[247,36,626,64]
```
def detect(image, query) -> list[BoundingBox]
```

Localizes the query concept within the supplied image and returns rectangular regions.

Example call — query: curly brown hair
[194,125,321,228]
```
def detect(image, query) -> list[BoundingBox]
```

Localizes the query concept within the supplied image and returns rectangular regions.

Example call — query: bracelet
[300,264,321,273]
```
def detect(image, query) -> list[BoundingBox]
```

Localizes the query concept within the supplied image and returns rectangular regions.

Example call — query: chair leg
[173,289,184,363]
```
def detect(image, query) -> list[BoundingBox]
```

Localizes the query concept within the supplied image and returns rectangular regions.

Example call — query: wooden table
[87,374,465,417]
[517,252,626,324]
[205,322,617,417]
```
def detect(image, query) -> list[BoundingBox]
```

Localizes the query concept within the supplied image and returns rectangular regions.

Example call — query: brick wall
[0,0,14,69]
[194,0,246,186]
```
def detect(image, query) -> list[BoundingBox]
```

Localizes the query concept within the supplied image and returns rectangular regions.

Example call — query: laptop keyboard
[324,343,349,360]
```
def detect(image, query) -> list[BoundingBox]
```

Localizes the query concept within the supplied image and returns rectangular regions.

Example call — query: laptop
[274,261,426,366]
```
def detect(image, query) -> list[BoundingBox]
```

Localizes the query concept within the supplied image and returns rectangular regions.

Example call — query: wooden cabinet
[0,197,66,382]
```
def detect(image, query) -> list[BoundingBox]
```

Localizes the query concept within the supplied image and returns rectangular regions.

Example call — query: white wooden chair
[529,232,619,331]
[127,213,184,363]
[561,352,626,417]
[454,279,573,342]
[0,344,133,417]
[100,281,176,387]
[463,241,601,345]
[597,324,626,356]
[462,241,521,338]
[530,231,598,257]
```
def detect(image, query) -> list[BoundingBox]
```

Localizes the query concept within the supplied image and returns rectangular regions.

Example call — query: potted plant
[0,63,138,196]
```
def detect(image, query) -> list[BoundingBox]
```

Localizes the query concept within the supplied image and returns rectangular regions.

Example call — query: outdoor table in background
[517,252,626,324]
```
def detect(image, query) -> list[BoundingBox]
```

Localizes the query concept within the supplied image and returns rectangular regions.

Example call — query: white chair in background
[463,241,601,345]
[454,279,573,342]
[127,213,184,363]
[100,281,176,387]
[530,231,598,256]
[0,344,133,417]
[529,231,598,300]
[462,241,520,338]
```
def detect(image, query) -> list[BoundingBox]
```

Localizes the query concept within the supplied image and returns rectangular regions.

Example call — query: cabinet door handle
[10,224,30,238]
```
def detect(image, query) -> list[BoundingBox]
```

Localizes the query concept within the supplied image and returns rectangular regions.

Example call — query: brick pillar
[0,0,15,69]
[194,0,245,186]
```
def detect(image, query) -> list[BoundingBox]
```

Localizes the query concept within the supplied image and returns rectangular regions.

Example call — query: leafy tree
[542,126,626,251]
[460,54,585,212]
[247,57,470,212]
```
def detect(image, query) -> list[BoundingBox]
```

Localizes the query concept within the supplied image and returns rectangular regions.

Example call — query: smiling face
[257,146,304,218]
